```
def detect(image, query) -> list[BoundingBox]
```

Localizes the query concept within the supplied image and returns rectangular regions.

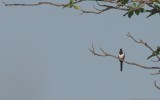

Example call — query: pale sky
[0,0,160,100]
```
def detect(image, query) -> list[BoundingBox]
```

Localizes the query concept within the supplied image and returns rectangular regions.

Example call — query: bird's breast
[118,53,125,58]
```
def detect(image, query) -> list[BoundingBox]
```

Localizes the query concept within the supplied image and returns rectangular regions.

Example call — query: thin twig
[154,80,160,90]
[127,33,160,61]
[2,1,67,7]
[151,73,160,75]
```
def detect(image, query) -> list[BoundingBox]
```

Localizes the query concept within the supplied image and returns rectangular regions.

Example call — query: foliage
[63,0,80,10]
[63,0,160,18]
[147,46,160,60]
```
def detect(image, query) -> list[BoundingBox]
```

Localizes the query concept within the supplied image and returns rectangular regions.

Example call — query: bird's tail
[120,61,123,71]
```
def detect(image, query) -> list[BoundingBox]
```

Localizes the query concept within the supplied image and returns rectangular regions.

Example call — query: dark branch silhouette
[154,80,160,90]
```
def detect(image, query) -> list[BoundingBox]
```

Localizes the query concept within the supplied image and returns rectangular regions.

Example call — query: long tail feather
[120,61,123,71]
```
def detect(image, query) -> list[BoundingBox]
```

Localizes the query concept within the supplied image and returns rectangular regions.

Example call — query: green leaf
[156,0,160,4]
[135,10,140,15]
[63,0,75,8]
[63,4,70,8]
[73,4,80,10]
[118,0,129,4]
[70,0,74,3]
[154,4,160,9]
[147,53,156,60]
[128,11,134,18]
[147,46,160,60]
[156,46,160,53]
[137,3,141,7]
[133,3,136,7]
[122,0,129,4]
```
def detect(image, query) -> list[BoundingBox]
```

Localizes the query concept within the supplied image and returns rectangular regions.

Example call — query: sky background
[0,0,160,100]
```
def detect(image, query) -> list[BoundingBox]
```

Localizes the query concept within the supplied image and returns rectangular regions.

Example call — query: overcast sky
[0,0,160,100]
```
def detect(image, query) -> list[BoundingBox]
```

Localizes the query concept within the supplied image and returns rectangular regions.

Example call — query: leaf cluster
[63,0,80,10]
[123,3,145,18]
[147,46,160,60]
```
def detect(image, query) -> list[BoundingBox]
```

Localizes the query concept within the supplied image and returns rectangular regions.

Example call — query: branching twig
[127,33,160,61]
[2,1,160,17]
[89,43,160,69]
[80,1,129,15]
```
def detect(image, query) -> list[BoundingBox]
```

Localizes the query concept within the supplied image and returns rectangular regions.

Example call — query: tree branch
[127,33,160,61]
[89,43,160,69]
[1,1,68,7]
[2,1,160,17]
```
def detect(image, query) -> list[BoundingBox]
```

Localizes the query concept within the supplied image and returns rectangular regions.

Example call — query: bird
[118,48,125,71]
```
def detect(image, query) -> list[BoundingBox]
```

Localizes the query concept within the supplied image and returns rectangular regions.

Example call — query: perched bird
[118,49,125,71]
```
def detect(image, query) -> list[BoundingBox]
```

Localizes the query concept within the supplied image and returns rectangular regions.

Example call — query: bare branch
[154,80,160,90]
[89,43,160,70]
[88,43,107,56]
[2,1,68,7]
[127,33,160,61]
[80,3,127,14]
[80,8,109,15]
